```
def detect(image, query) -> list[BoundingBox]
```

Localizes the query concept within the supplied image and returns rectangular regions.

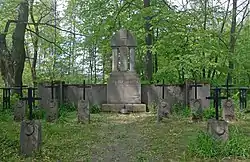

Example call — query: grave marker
[220,76,235,122]
[45,81,59,122]
[156,80,170,122]
[206,87,228,141]
[189,80,203,121]
[19,87,42,156]
[77,80,91,123]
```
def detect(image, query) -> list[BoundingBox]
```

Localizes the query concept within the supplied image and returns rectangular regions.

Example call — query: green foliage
[203,107,217,120]
[172,104,191,118]
[188,127,250,159]
[90,104,101,114]
[59,103,76,118]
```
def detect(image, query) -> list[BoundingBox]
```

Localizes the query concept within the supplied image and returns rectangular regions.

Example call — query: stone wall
[37,83,210,110]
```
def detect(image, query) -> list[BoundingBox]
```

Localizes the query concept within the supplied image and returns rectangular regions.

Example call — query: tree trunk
[0,1,29,89]
[228,0,237,84]
[144,0,153,82]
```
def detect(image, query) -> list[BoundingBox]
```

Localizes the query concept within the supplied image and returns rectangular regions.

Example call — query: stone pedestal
[46,99,58,122]
[77,100,90,123]
[157,99,170,122]
[222,99,235,122]
[102,71,146,112]
[102,104,146,112]
[20,120,42,156]
[14,100,26,122]
[207,119,229,141]
[107,71,141,104]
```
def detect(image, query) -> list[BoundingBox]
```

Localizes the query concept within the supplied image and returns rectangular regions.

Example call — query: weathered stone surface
[107,71,141,104]
[14,100,26,122]
[77,100,90,123]
[157,99,171,122]
[190,99,203,114]
[102,104,146,112]
[222,99,235,122]
[207,119,229,141]
[46,99,58,122]
[20,120,42,156]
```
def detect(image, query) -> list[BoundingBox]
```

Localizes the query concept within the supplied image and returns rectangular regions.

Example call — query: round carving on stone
[225,100,232,107]
[25,121,35,136]
[194,100,201,109]
[17,101,24,107]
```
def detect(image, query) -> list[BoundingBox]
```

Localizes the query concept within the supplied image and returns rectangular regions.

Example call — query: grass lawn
[1,111,250,161]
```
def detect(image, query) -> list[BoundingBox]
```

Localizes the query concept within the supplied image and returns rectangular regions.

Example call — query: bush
[187,126,250,159]
[59,103,76,118]
[90,104,101,114]
[172,104,191,117]
[203,107,216,120]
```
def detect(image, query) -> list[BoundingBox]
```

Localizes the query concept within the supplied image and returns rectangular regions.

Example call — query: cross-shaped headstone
[45,81,59,100]
[79,80,91,100]
[155,80,167,99]
[206,87,227,120]
[189,80,203,99]
[20,87,41,120]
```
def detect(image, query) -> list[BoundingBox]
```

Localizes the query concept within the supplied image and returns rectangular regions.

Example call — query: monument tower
[102,29,146,112]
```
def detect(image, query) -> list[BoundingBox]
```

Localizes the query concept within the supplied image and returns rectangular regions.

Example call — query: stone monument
[14,100,26,122]
[222,98,235,122]
[102,29,146,112]
[46,100,58,122]
[20,120,42,156]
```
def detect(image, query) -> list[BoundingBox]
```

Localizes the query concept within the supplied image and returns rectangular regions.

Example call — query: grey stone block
[14,100,26,122]
[20,120,42,156]
[222,99,235,122]
[46,99,58,122]
[207,119,229,141]
[77,100,90,123]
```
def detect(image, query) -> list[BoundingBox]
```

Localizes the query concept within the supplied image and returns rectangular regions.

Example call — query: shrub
[90,104,101,114]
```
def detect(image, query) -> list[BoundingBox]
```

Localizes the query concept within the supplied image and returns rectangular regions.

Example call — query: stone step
[101,104,146,113]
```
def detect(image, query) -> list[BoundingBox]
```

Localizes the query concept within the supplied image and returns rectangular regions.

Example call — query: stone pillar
[222,99,235,122]
[207,119,229,141]
[77,100,90,123]
[46,99,58,122]
[119,47,128,71]
[129,48,135,71]
[112,48,118,71]
[20,120,42,156]
[157,98,170,122]
[14,100,26,122]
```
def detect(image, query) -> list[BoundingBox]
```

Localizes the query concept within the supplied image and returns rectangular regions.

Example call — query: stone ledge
[101,104,146,112]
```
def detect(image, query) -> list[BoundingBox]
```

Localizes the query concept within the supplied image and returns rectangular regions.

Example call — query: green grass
[1,111,250,161]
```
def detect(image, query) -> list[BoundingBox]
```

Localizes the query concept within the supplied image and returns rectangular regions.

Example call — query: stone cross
[111,29,137,72]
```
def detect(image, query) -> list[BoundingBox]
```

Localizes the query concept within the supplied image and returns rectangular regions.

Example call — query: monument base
[101,104,146,113]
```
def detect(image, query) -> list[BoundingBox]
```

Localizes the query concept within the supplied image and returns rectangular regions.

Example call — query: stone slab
[20,120,42,156]
[46,99,58,122]
[102,104,146,112]
[14,100,26,122]
[157,98,170,122]
[190,99,203,114]
[77,100,90,123]
[222,99,235,122]
[107,71,141,104]
[207,119,229,141]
